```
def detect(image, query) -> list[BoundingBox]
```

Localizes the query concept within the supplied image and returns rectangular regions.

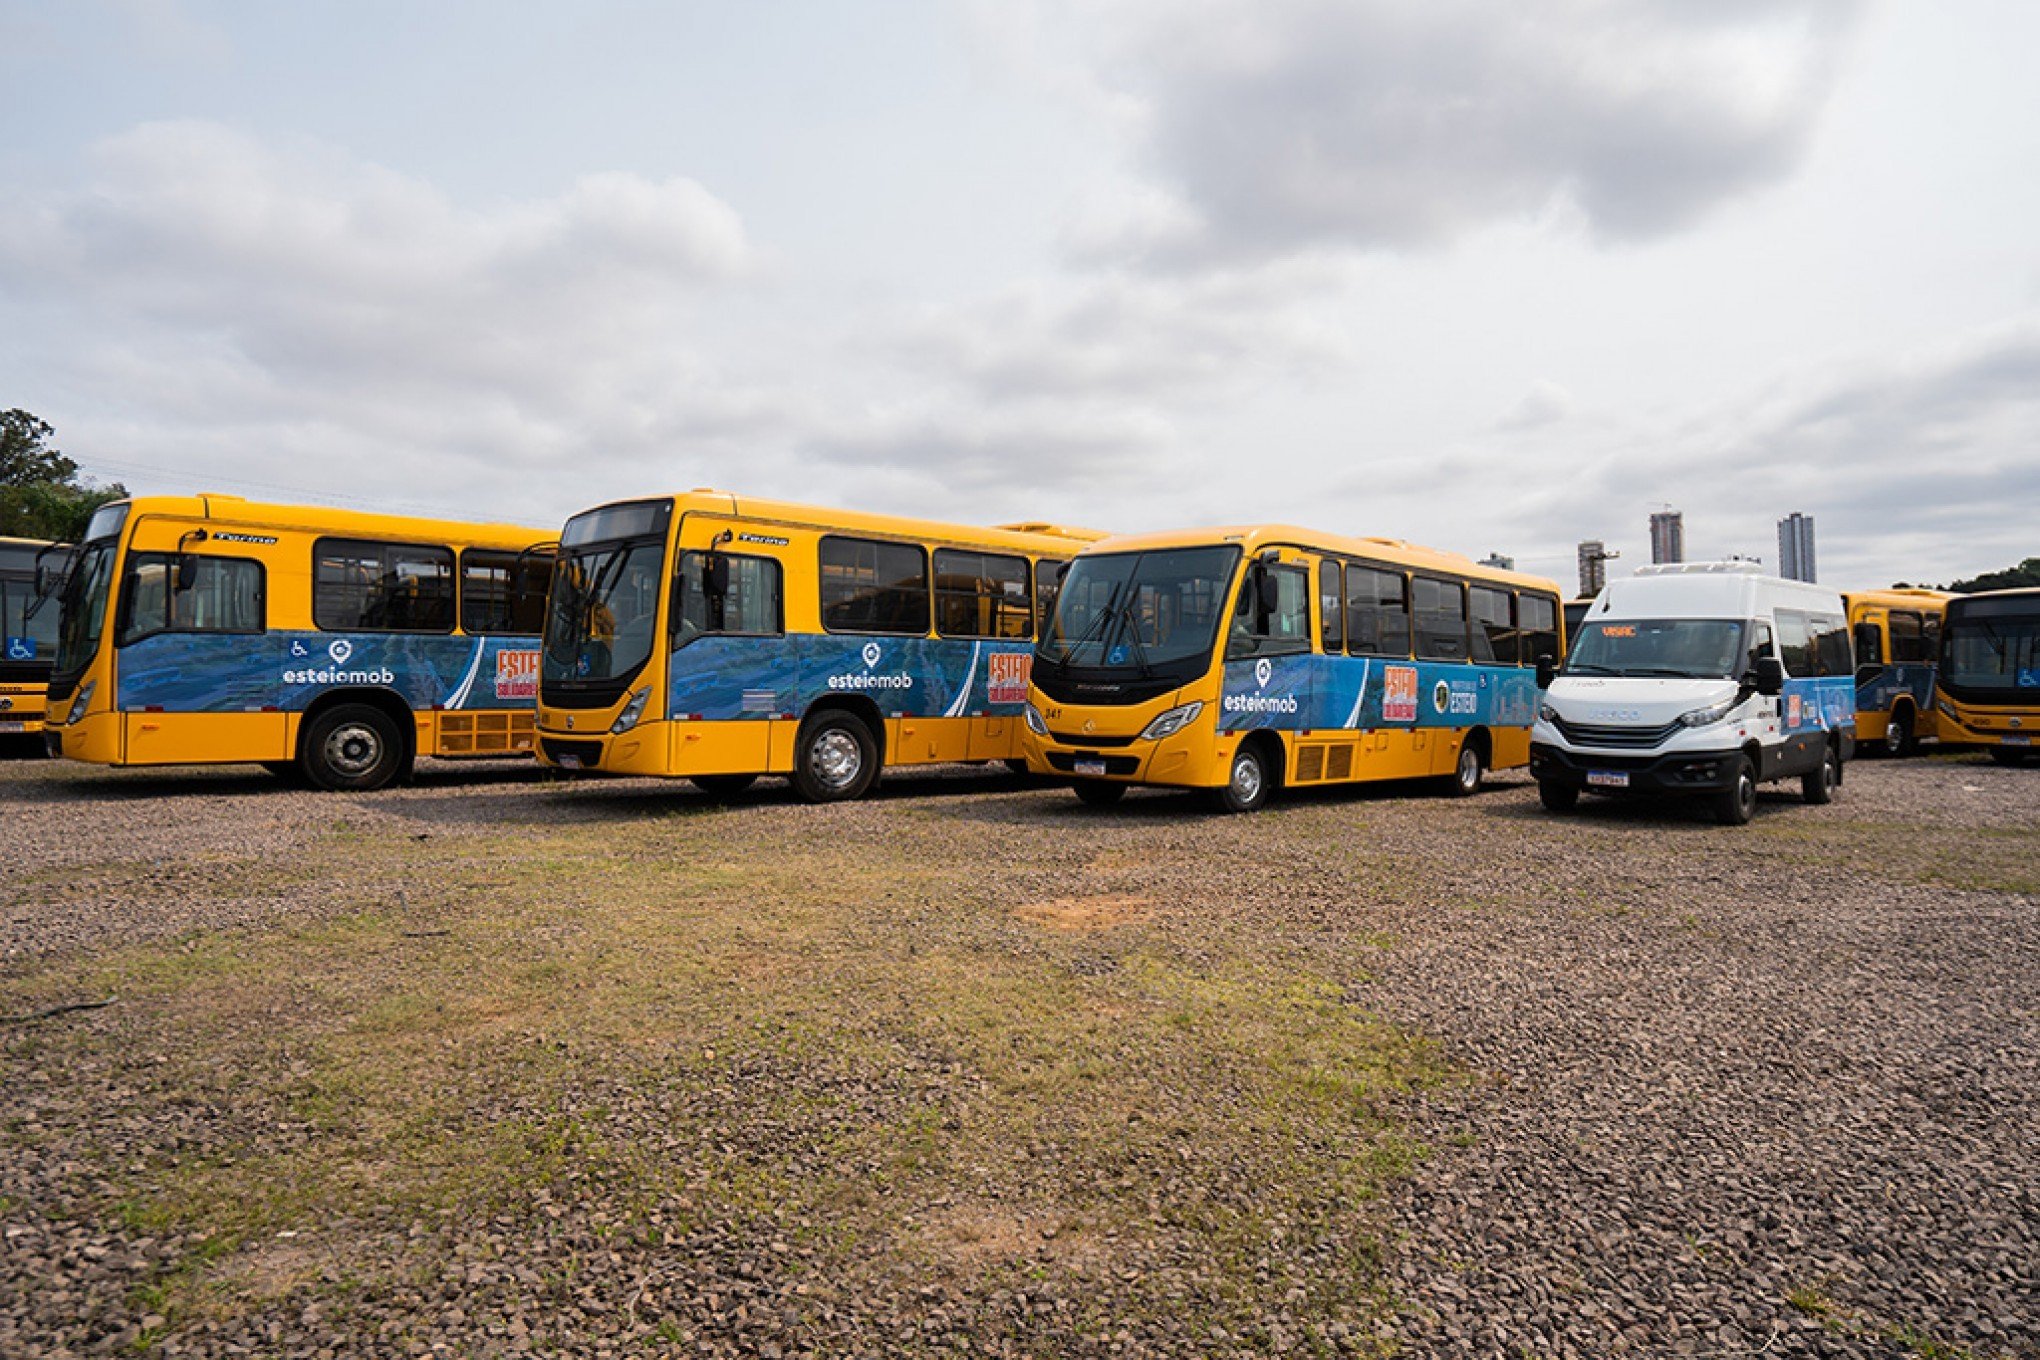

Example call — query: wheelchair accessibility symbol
[4,637,35,662]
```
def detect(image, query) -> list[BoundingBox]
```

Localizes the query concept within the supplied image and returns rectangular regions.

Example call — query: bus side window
[673,552,783,647]
[1519,593,1558,666]
[1854,617,1884,669]
[1346,566,1409,658]
[1228,563,1309,659]
[1889,611,1927,664]
[1469,585,1514,665]
[1413,576,1468,662]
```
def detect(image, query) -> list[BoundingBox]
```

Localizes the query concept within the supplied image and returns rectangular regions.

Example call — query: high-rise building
[1649,510,1684,565]
[1478,552,1515,571]
[1778,513,1817,582]
[1577,540,1617,596]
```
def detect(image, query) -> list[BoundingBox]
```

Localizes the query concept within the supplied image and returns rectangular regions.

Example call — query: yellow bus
[1,537,73,751]
[1843,587,1955,756]
[1935,587,2040,767]
[43,495,555,789]
[1022,526,1565,811]
[534,491,1102,799]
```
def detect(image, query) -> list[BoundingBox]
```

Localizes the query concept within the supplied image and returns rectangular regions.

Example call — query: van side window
[1775,609,1815,675]
[1813,615,1851,676]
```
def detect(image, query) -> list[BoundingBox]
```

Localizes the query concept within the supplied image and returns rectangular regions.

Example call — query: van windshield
[1566,618,1748,680]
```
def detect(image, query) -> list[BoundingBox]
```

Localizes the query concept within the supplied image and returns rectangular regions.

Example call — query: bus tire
[793,711,878,802]
[1440,736,1484,797]
[1208,741,1274,814]
[262,760,304,785]
[1882,707,1916,758]
[300,703,406,792]
[1988,747,2030,768]
[692,774,757,799]
[1712,755,1758,826]
[1073,779,1126,807]
[1802,742,1840,805]
[1538,779,1579,812]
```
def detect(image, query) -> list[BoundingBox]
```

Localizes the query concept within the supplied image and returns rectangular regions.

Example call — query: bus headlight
[1138,701,1203,742]
[1024,702,1049,737]
[611,688,650,734]
[1937,698,1957,718]
[1677,696,1738,728]
[66,681,96,726]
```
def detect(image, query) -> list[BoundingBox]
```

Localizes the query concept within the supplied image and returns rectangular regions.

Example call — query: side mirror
[1853,621,1881,662]
[1535,654,1557,690]
[1753,655,1784,696]
[1255,566,1279,614]
[703,552,730,597]
[176,554,200,592]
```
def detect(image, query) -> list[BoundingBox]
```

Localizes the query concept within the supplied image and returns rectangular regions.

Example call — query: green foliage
[1943,557,2040,593]
[0,409,127,540]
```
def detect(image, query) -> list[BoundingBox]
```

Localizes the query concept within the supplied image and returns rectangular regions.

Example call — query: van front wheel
[1713,756,1757,826]
[1538,779,1579,812]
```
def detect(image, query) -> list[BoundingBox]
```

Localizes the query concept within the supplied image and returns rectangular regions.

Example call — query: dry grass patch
[1015,892,1155,932]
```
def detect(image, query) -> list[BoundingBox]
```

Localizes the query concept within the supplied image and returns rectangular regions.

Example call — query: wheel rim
[810,729,864,791]
[1231,751,1264,805]
[1883,716,1907,755]
[1737,770,1755,815]
[323,723,383,777]
[1458,747,1479,790]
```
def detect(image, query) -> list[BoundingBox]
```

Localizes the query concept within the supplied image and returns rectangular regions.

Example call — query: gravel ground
[2,751,2035,1359]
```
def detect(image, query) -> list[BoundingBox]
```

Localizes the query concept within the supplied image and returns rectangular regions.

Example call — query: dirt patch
[1015,893,1154,932]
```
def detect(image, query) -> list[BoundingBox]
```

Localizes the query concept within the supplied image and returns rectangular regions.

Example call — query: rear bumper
[1529,741,1743,796]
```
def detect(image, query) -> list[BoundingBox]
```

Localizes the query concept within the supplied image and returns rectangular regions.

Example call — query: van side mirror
[176,554,200,592]
[1753,655,1784,697]
[703,552,730,597]
[1535,654,1557,690]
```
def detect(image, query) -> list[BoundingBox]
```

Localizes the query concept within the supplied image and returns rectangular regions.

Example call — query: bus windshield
[543,537,667,685]
[1566,618,1748,680]
[54,539,117,678]
[1040,546,1238,671]
[1942,608,2040,699]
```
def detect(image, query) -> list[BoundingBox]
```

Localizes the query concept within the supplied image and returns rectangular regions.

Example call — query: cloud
[1023,0,1863,268]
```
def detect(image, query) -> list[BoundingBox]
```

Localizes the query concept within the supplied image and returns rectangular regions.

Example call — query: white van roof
[1587,561,1845,622]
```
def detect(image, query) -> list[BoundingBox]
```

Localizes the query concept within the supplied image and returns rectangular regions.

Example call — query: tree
[0,409,127,541]
[1947,558,2040,593]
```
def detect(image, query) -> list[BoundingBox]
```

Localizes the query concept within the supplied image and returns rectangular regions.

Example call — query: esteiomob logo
[1223,654,1298,717]
[829,639,913,692]
[281,635,394,687]
[329,639,354,665]
[1255,658,1272,688]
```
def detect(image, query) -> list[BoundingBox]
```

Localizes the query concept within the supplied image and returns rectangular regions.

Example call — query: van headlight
[610,688,650,734]
[1537,701,1560,724]
[1024,702,1049,737]
[66,681,96,726]
[1677,696,1738,728]
[1138,701,1203,742]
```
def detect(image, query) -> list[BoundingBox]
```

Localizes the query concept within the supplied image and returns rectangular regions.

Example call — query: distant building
[1478,552,1515,571]
[1577,540,1617,597]
[1649,510,1685,565]
[1778,513,1817,582]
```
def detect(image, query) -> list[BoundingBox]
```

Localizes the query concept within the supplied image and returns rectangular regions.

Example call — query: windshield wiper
[1564,662,1618,675]
[1116,604,1155,678]
[1044,582,1124,663]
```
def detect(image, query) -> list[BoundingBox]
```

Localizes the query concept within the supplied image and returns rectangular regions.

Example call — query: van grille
[1551,716,1683,750]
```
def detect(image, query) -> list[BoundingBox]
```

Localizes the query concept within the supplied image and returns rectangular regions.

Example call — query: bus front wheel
[1988,747,2030,768]
[1882,708,1916,758]
[793,712,879,802]
[301,704,407,792]
[1208,743,1273,814]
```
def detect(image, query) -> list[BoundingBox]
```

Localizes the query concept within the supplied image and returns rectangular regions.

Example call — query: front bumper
[1529,740,1743,796]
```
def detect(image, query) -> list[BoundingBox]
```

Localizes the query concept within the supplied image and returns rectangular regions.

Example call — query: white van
[1530,562,1855,825]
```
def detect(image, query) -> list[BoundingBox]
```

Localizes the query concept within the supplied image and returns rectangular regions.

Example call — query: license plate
[1074,759,1107,777]
[0,721,24,734]
[554,754,583,769]
[1585,770,1630,788]
[2004,735,2031,746]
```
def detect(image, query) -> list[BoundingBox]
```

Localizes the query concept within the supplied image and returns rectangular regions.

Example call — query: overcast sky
[4,0,2036,590]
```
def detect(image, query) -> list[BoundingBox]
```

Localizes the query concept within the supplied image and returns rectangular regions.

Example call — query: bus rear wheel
[793,711,878,802]
[301,704,407,792]
[1440,738,1484,797]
